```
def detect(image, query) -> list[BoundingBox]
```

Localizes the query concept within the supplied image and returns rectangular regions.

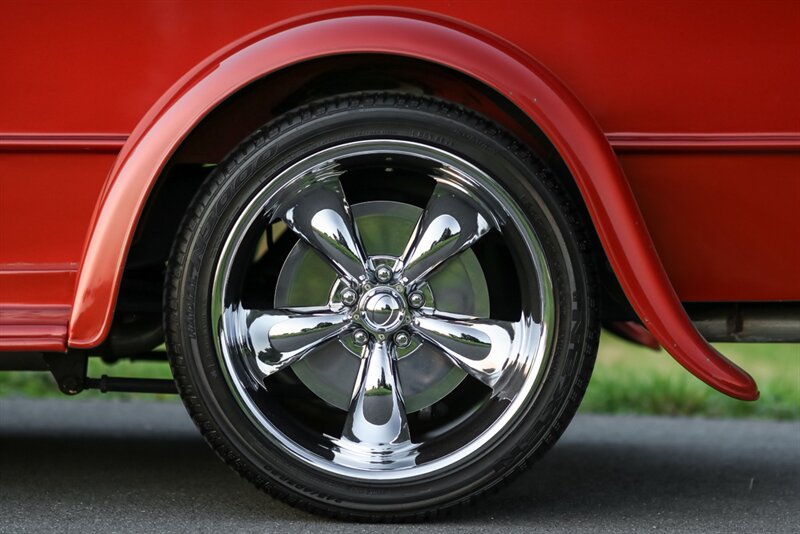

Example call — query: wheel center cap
[359,287,406,334]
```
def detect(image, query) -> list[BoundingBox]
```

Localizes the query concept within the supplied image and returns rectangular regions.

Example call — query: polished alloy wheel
[167,93,598,519]
[213,140,554,477]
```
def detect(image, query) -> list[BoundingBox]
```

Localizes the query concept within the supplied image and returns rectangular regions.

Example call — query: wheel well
[108,54,628,357]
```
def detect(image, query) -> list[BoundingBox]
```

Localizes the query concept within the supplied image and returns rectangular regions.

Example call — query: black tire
[165,92,599,520]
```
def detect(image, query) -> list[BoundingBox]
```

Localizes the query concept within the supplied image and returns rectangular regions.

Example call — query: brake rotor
[274,200,490,413]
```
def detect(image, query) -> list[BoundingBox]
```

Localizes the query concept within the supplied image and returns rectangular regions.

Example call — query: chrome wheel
[167,93,598,518]
[212,140,554,478]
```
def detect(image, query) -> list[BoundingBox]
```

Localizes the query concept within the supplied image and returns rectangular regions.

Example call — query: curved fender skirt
[66,11,758,400]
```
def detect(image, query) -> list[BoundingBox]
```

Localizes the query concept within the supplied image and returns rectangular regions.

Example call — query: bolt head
[394,331,411,348]
[353,329,369,346]
[375,265,393,283]
[408,291,425,308]
[341,288,358,306]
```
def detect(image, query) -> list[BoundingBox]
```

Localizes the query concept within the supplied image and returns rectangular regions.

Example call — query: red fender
[68,10,758,400]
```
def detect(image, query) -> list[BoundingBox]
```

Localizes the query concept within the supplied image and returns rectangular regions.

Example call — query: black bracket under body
[43,352,177,395]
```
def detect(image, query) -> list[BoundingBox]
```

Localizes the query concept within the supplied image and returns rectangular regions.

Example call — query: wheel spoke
[412,313,519,392]
[212,138,555,478]
[237,306,352,378]
[272,161,368,284]
[400,182,492,285]
[340,340,411,448]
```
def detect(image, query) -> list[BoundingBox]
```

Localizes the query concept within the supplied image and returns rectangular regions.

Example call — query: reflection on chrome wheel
[214,139,552,476]
[167,93,598,519]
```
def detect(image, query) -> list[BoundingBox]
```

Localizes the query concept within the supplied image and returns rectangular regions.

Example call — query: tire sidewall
[168,96,596,516]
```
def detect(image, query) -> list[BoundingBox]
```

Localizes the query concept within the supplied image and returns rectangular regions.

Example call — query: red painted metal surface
[608,133,800,153]
[2,1,797,399]
[0,268,76,352]
[606,321,661,351]
[3,1,798,134]
[0,134,127,153]
[1,1,797,308]
[0,266,77,307]
[0,305,70,352]
[0,328,66,352]
[620,152,800,302]
[0,153,114,265]
[53,12,757,399]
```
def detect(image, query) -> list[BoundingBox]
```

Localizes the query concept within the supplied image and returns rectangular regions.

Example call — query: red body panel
[621,152,800,301]
[1,1,797,399]
[1,1,796,302]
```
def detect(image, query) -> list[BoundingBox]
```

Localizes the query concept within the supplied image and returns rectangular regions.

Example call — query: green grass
[1,335,798,419]
[580,333,799,420]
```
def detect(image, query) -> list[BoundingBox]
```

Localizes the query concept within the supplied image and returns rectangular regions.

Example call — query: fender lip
[66,9,758,400]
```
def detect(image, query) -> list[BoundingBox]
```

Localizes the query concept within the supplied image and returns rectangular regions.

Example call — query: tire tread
[164,91,599,521]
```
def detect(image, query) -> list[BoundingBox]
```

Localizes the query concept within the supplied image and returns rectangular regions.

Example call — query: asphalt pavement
[0,397,797,533]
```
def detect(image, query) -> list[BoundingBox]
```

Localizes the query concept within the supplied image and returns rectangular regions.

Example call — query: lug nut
[408,291,425,308]
[341,288,358,306]
[353,329,369,346]
[375,265,393,283]
[394,331,411,348]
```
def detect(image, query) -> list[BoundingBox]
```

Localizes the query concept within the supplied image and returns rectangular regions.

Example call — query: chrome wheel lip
[211,139,555,481]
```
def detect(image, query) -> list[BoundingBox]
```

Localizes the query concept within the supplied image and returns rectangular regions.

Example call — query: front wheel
[165,93,598,520]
